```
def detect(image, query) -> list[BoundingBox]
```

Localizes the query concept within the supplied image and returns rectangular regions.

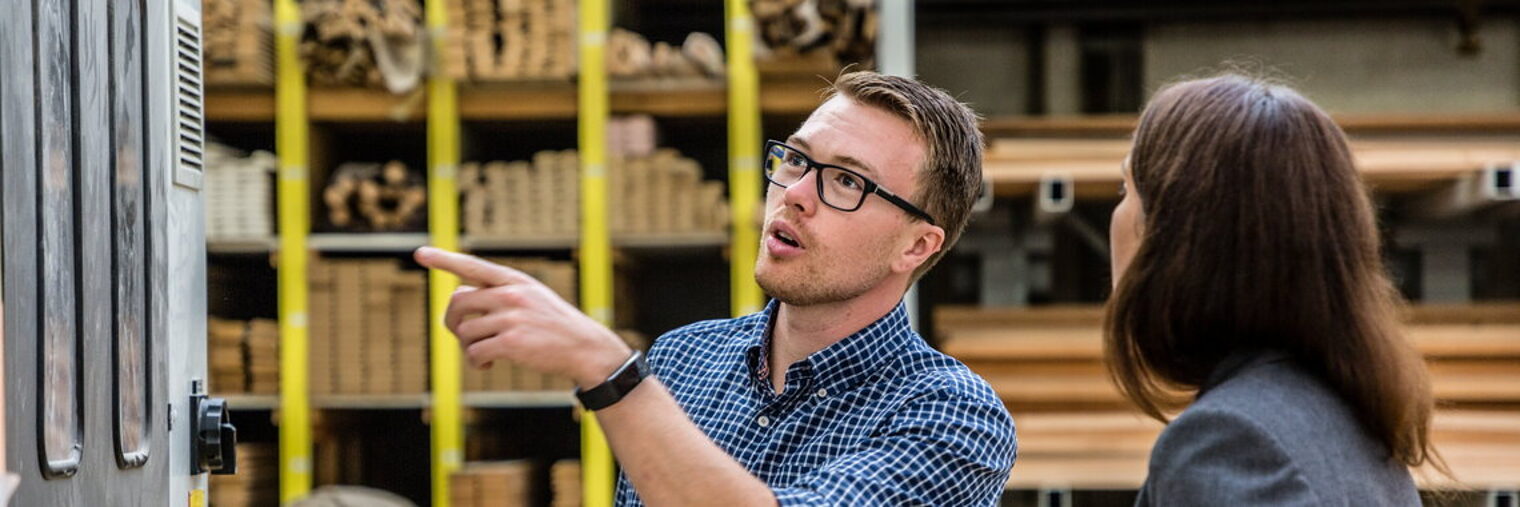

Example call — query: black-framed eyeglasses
[762,140,937,225]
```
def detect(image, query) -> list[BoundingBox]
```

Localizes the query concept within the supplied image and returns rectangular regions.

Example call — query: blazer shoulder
[1142,405,1322,506]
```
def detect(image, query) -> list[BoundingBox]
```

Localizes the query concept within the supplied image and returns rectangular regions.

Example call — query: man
[416,71,1016,505]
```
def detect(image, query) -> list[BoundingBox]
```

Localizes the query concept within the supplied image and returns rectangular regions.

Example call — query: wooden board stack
[751,0,876,68]
[308,259,429,395]
[445,0,577,82]
[607,29,726,80]
[450,461,534,507]
[209,443,279,507]
[246,319,280,394]
[608,149,729,237]
[550,460,581,507]
[205,143,276,241]
[203,0,274,86]
[460,148,729,239]
[209,317,249,394]
[323,161,427,232]
[208,317,279,395]
[301,0,426,92]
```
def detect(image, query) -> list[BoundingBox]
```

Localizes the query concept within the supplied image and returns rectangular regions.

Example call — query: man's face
[755,96,929,306]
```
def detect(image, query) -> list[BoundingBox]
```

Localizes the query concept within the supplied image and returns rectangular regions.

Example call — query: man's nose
[781,169,820,217]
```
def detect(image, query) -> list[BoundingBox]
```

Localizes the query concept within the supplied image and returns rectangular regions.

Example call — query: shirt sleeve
[1138,408,1320,506]
[770,383,1017,506]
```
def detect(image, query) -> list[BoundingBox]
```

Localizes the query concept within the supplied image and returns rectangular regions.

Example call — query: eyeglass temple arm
[872,186,936,225]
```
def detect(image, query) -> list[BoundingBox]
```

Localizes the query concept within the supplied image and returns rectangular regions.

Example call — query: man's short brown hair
[826,71,984,282]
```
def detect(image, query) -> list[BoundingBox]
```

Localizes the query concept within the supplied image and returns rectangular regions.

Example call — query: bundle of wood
[459,151,579,238]
[550,460,581,507]
[607,29,725,80]
[308,258,429,395]
[208,317,280,395]
[450,461,533,507]
[752,0,877,68]
[209,318,249,394]
[205,143,276,241]
[459,148,729,239]
[301,0,427,93]
[323,161,427,232]
[204,0,274,85]
[607,149,730,236]
[443,0,577,82]
[209,443,279,507]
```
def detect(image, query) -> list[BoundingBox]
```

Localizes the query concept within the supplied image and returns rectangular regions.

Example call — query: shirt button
[815,389,828,398]
[757,415,771,427]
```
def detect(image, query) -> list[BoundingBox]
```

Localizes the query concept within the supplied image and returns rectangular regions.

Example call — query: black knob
[191,395,238,475]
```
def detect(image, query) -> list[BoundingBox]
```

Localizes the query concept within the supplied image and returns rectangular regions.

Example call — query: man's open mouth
[773,229,802,248]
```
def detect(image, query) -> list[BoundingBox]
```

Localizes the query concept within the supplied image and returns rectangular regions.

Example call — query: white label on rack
[730,16,753,35]
[585,163,606,179]
[732,157,759,173]
[289,456,312,474]
[589,307,612,324]
[288,311,307,328]
[582,31,607,47]
[279,165,307,182]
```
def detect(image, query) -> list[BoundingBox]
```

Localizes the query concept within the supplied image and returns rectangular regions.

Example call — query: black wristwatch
[574,350,651,411]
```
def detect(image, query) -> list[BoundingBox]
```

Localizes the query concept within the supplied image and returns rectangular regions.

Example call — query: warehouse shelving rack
[205,0,802,505]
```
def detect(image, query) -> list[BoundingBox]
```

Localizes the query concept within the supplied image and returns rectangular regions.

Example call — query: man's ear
[894,224,945,274]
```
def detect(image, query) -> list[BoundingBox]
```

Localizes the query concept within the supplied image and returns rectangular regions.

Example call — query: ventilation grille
[173,15,204,174]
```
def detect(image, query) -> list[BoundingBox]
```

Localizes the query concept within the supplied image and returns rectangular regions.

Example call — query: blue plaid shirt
[614,300,1017,506]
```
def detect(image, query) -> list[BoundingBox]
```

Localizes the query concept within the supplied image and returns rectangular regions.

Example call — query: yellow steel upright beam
[426,0,464,506]
[274,0,313,501]
[726,0,764,316]
[578,0,616,506]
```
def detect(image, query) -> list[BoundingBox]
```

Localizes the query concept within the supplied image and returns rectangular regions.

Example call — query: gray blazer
[1135,350,1420,506]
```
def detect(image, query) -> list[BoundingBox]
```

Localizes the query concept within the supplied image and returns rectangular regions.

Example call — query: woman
[1106,74,1447,505]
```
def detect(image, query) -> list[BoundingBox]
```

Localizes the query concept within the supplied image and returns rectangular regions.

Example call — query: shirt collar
[745,299,920,396]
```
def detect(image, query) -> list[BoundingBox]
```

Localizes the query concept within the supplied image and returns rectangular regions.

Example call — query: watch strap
[574,350,650,411]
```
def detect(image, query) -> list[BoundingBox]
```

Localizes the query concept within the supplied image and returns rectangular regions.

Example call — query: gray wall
[917,24,1032,116]
[1143,17,1520,114]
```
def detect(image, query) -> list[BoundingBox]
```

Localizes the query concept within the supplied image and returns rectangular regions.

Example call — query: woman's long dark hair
[1104,74,1447,472]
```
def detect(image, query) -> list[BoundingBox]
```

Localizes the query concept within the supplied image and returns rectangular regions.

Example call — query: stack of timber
[209,443,279,506]
[301,0,427,93]
[752,0,876,68]
[549,460,581,507]
[204,0,275,86]
[443,0,577,82]
[205,143,277,241]
[322,161,427,232]
[308,258,429,395]
[208,317,280,395]
[606,29,725,80]
[449,461,534,507]
[459,148,728,239]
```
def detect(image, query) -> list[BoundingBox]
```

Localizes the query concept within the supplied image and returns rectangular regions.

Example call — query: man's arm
[597,376,776,506]
[415,247,776,506]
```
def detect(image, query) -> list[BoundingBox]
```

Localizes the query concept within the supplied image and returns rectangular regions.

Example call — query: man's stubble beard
[755,237,896,307]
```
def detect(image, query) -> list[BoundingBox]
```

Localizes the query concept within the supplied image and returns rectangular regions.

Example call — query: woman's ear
[894,224,945,274]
